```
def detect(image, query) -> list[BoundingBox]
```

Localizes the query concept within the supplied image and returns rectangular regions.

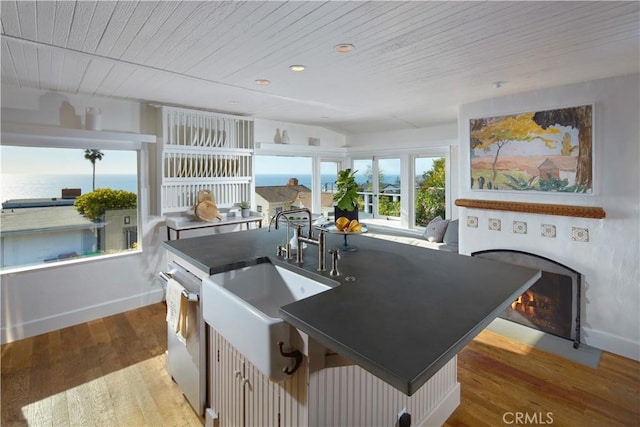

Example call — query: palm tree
[84,149,104,190]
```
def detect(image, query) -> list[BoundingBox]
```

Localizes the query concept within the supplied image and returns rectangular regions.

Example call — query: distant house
[537,157,578,185]
[1,200,137,268]
[381,183,401,194]
[255,178,312,222]
[0,205,96,267]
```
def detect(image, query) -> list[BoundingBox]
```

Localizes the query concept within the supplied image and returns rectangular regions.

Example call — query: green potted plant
[333,168,359,221]
[239,201,251,218]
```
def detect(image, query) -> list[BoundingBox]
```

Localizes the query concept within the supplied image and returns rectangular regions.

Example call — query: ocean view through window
[1,173,137,201]
[254,155,345,221]
[1,147,139,270]
[254,155,313,222]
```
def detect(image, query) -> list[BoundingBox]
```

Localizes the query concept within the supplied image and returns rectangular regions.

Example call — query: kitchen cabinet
[209,329,307,427]
[207,328,457,427]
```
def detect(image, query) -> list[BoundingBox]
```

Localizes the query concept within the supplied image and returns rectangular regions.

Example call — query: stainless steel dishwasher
[159,260,206,416]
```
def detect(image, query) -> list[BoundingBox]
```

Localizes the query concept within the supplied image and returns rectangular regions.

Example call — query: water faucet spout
[270,208,326,271]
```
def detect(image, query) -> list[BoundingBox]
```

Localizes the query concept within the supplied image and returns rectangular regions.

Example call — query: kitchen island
[164,227,540,426]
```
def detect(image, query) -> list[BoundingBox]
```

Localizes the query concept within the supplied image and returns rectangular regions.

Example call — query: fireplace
[472,250,582,348]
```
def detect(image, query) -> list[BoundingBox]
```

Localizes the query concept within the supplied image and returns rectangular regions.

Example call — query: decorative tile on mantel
[489,218,502,231]
[572,227,589,242]
[541,224,556,238]
[513,221,527,234]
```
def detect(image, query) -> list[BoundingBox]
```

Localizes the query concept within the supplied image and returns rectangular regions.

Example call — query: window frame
[254,144,452,232]
[348,147,451,230]
[411,150,451,228]
[0,129,149,273]
[315,157,344,215]
[254,144,345,215]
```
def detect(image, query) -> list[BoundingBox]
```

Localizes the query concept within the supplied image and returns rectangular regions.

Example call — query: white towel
[166,278,188,345]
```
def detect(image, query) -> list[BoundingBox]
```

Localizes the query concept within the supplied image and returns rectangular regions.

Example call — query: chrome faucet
[269,210,293,260]
[269,208,326,271]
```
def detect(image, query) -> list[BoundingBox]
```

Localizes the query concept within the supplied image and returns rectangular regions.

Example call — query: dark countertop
[164,227,540,396]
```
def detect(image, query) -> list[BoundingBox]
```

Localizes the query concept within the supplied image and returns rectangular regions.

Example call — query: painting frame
[469,104,594,195]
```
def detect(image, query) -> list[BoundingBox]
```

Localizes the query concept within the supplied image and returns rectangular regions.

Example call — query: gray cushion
[442,219,459,246]
[423,216,449,243]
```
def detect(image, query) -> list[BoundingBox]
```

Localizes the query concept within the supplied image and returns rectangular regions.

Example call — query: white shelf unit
[1,121,157,149]
[157,107,254,215]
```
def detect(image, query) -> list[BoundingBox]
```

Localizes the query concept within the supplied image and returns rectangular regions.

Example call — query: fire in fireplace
[473,250,582,348]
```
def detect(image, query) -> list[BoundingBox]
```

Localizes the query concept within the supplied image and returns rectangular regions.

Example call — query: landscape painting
[470,105,593,193]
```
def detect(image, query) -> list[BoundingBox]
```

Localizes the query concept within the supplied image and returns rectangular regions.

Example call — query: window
[254,155,344,220]
[353,159,373,216]
[352,158,401,219]
[0,146,139,270]
[320,160,339,216]
[254,155,312,221]
[415,156,446,227]
[254,149,450,231]
[377,158,401,218]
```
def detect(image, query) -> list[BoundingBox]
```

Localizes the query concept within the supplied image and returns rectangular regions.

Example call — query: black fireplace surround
[472,249,582,348]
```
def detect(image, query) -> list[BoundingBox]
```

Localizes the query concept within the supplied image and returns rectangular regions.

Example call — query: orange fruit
[347,219,360,232]
[335,216,350,231]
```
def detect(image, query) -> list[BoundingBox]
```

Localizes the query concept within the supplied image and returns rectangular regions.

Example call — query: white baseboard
[582,327,640,361]
[417,382,461,427]
[1,288,165,344]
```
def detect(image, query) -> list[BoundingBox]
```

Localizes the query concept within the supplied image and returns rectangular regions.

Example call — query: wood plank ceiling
[1,1,639,134]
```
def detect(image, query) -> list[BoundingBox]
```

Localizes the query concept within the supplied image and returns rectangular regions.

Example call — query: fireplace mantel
[455,199,606,219]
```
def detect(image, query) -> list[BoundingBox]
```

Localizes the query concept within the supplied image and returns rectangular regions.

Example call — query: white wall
[254,118,346,147]
[457,74,640,360]
[1,86,166,343]
[346,122,458,149]
[1,85,156,134]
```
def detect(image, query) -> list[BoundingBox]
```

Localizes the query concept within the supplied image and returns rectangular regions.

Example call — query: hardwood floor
[445,330,640,427]
[2,303,639,426]
[1,303,202,426]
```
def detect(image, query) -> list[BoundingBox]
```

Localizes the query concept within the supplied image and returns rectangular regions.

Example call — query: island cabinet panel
[208,328,459,427]
[307,358,458,427]
[208,329,308,427]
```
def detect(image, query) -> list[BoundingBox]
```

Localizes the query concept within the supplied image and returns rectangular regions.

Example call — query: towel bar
[159,270,200,302]
[182,289,200,302]
[159,270,176,282]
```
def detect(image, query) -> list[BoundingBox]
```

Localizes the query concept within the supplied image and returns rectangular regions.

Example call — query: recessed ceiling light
[335,43,354,53]
[289,65,305,72]
[255,79,271,86]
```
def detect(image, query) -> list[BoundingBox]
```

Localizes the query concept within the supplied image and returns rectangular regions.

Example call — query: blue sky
[255,155,313,175]
[1,146,137,174]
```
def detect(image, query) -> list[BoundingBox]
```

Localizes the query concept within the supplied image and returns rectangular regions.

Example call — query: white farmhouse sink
[202,260,336,382]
